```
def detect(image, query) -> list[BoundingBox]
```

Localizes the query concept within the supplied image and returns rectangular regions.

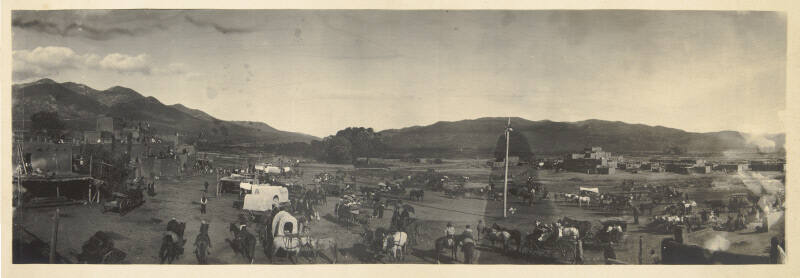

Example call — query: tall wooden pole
[639,236,644,264]
[49,208,60,263]
[503,118,510,218]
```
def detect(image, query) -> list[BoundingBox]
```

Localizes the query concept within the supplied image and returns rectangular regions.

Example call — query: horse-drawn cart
[102,189,145,216]
[76,231,127,264]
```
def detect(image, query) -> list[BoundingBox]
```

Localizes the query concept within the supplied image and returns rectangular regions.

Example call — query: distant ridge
[12,78,319,144]
[379,117,785,156]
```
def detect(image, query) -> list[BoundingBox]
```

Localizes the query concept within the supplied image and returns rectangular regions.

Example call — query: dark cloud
[12,18,150,40]
[184,16,252,34]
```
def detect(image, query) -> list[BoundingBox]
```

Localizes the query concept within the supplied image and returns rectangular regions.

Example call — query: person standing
[462,225,475,264]
[603,243,617,264]
[476,220,485,241]
[529,187,536,206]
[650,249,660,264]
[633,205,641,224]
[200,193,208,215]
[204,181,209,192]
[378,201,385,219]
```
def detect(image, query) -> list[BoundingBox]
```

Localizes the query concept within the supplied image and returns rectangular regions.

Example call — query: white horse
[555,223,580,240]
[383,231,408,262]
[578,196,591,207]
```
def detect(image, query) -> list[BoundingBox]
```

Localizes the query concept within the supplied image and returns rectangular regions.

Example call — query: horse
[361,226,389,253]
[557,225,580,240]
[409,189,424,201]
[523,225,559,255]
[483,227,511,253]
[227,228,257,264]
[306,237,338,264]
[559,217,593,239]
[159,232,182,264]
[434,235,459,263]
[490,224,523,252]
[577,196,591,207]
[229,222,242,237]
[194,233,211,265]
[461,237,476,264]
[160,222,186,264]
[639,203,656,215]
[382,231,408,262]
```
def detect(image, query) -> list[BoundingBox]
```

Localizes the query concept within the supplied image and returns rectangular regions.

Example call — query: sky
[11,10,786,138]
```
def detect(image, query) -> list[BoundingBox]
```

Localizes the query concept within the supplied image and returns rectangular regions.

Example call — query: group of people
[444,221,478,264]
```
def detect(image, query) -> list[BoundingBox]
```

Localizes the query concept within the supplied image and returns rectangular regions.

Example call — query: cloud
[12,46,95,80]
[184,16,252,34]
[12,46,188,81]
[98,53,152,74]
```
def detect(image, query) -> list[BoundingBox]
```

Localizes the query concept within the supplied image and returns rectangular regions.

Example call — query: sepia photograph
[6,7,789,267]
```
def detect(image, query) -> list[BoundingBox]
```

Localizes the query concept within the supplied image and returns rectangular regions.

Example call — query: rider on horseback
[445,222,456,247]
[463,225,474,243]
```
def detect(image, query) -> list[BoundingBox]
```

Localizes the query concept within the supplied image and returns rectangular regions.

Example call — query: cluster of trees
[258,127,386,164]
[494,130,533,162]
[318,127,386,164]
[30,111,66,142]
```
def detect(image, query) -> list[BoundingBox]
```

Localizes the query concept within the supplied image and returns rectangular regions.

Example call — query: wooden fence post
[639,236,644,264]
[49,208,60,263]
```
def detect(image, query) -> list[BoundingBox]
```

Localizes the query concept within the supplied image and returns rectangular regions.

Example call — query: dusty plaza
[13,153,786,264]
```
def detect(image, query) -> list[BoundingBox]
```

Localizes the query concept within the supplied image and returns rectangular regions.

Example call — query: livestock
[383,231,408,262]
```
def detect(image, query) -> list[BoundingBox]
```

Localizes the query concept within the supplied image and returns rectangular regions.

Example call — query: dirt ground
[13,159,785,264]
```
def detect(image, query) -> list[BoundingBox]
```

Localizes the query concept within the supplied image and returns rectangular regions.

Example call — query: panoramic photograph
[10,10,786,265]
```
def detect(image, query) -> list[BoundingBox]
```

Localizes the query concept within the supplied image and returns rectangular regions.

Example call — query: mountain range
[12,78,784,156]
[11,78,319,145]
[379,117,785,157]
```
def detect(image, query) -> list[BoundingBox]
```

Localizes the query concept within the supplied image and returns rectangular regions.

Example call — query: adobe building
[563,146,622,174]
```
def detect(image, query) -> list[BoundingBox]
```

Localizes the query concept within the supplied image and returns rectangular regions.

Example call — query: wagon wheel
[119,200,129,215]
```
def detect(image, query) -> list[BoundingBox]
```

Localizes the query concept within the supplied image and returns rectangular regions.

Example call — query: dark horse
[194,233,211,264]
[494,224,523,253]
[159,221,186,264]
[434,234,466,263]
[409,189,424,201]
[227,227,257,264]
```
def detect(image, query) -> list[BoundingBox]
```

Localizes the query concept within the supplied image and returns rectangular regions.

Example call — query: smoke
[735,171,785,229]
[743,133,776,152]
[736,172,783,197]
[30,158,50,169]
[704,233,731,252]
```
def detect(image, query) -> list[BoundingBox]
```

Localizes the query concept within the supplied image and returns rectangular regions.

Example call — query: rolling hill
[379,117,785,156]
[12,78,319,144]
